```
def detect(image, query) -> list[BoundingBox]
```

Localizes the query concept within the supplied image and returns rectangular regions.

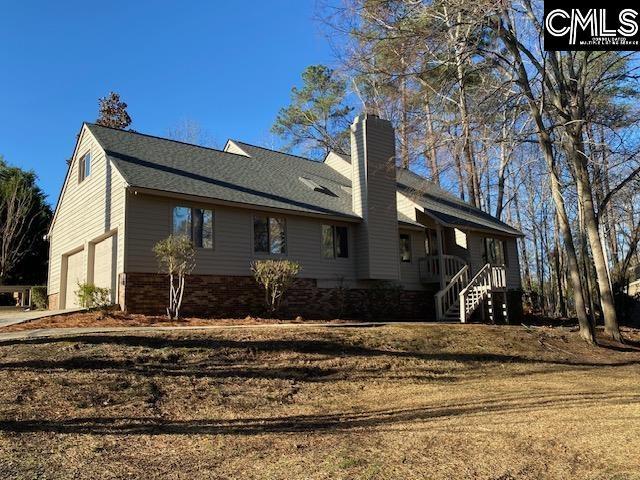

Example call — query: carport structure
[0,285,41,307]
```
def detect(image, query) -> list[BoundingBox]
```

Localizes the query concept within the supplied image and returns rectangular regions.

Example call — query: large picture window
[254,215,286,254]
[172,206,214,248]
[483,238,507,266]
[322,225,348,259]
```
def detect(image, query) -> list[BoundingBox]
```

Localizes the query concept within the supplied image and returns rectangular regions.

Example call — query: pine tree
[272,65,352,159]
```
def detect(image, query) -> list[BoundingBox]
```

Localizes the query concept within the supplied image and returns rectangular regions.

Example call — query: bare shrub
[153,235,196,319]
[251,260,301,315]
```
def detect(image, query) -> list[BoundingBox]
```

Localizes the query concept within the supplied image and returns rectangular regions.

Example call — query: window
[172,206,214,248]
[483,238,507,266]
[400,233,412,262]
[454,228,468,249]
[78,153,91,182]
[425,228,438,255]
[322,225,348,259]
[254,215,286,254]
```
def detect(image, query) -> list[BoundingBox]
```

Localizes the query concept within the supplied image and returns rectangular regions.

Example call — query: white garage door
[65,250,84,308]
[93,235,115,302]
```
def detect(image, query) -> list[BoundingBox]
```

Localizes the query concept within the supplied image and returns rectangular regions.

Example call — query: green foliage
[30,286,48,310]
[153,235,196,319]
[0,157,52,284]
[96,91,132,129]
[251,259,301,315]
[271,65,353,159]
[75,282,111,309]
[153,235,196,277]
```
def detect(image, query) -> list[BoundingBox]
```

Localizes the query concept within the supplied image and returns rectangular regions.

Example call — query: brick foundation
[48,293,59,310]
[120,273,436,320]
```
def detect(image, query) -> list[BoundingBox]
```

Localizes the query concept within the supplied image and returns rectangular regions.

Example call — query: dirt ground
[0,323,639,479]
[1,310,345,332]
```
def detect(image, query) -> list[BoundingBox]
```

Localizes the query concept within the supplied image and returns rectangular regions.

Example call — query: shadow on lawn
[1,334,639,369]
[0,357,345,382]
[0,390,638,436]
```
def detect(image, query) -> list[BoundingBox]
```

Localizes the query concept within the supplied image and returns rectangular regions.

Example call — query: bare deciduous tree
[0,159,50,285]
[153,235,196,319]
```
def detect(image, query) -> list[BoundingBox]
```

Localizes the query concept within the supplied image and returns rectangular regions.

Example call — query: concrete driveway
[0,308,83,328]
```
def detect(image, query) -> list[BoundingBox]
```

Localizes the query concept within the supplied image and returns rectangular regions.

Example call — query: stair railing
[434,265,469,321]
[458,263,492,323]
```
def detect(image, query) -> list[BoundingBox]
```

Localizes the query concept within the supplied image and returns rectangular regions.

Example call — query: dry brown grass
[0,324,639,479]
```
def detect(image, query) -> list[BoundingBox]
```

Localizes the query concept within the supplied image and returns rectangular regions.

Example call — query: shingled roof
[396,169,523,236]
[88,124,357,219]
[87,123,521,235]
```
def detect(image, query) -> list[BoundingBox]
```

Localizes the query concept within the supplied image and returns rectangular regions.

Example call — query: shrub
[153,235,196,319]
[251,259,301,315]
[76,282,111,309]
[31,286,48,309]
[365,281,402,320]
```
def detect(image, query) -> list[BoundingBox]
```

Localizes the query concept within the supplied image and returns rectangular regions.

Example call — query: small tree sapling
[154,235,196,319]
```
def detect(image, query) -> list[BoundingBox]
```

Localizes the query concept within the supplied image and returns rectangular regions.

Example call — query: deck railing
[418,255,467,283]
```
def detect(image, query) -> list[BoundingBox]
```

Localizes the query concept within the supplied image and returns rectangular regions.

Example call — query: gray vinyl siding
[350,115,400,280]
[443,228,470,261]
[396,191,420,222]
[505,238,522,289]
[398,227,426,290]
[124,192,357,281]
[324,152,352,179]
[467,232,521,290]
[48,127,127,301]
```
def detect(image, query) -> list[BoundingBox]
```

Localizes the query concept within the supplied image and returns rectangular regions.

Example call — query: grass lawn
[0,323,639,479]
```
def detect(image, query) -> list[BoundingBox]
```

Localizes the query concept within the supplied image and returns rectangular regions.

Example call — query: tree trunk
[445,6,480,207]
[399,72,410,169]
[495,120,509,220]
[453,147,466,201]
[569,137,622,341]
[554,215,567,317]
[494,15,595,344]
[577,201,597,321]
[423,91,441,184]
[513,189,532,293]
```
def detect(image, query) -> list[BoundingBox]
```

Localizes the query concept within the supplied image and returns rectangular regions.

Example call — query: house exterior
[47,114,523,321]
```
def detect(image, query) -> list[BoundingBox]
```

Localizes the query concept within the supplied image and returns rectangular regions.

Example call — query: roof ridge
[86,122,251,159]
[232,140,326,164]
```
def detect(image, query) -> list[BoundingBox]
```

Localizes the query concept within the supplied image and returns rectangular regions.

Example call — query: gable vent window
[299,176,336,197]
[78,153,91,182]
[254,215,286,254]
[172,206,214,248]
[322,225,348,259]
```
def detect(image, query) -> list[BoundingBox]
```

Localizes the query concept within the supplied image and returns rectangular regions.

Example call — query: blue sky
[0,1,336,206]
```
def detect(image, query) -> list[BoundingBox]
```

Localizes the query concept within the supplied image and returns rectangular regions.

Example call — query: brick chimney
[350,114,400,280]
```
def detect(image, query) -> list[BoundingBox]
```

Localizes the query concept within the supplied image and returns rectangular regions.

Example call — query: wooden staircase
[434,263,507,323]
